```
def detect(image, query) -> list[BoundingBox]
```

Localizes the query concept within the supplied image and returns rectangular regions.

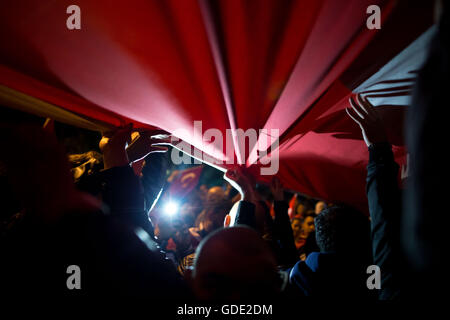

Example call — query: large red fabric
[0,0,434,213]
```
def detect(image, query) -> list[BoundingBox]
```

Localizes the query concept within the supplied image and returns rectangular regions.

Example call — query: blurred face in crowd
[173,219,191,251]
[302,216,315,238]
[291,218,302,239]
[315,201,326,215]
[202,186,230,233]
[296,203,306,216]
[207,186,225,202]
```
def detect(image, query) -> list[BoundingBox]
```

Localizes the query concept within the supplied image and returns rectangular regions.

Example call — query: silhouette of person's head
[192,226,281,300]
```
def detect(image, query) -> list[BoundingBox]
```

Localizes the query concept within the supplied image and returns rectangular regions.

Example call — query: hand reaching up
[224,166,256,203]
[126,130,169,163]
[100,125,170,169]
[346,94,387,147]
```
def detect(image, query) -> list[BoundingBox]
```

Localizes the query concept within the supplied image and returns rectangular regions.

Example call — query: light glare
[164,201,179,216]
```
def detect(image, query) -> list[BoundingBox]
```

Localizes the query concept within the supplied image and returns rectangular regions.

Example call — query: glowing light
[164,201,179,216]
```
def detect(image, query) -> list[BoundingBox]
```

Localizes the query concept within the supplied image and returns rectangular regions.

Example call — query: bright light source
[164,201,179,217]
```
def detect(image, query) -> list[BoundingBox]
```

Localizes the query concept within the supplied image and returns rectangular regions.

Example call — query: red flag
[168,166,203,199]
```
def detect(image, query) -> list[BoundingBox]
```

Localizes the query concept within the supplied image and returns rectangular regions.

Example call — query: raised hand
[154,135,227,173]
[345,94,387,147]
[126,130,169,163]
[100,125,171,169]
[224,166,256,202]
[101,124,133,170]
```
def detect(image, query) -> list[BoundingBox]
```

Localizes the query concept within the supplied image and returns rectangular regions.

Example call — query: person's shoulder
[286,259,312,296]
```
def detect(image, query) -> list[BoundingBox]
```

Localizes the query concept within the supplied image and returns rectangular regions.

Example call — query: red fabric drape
[0,0,434,213]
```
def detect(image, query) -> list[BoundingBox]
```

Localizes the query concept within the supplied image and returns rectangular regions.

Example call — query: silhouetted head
[201,186,231,233]
[192,226,281,301]
[0,125,99,222]
[315,206,371,257]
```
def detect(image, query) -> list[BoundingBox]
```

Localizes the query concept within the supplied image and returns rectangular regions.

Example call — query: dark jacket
[273,200,300,267]
[2,165,188,298]
[287,143,404,299]
[366,143,404,300]
[235,199,300,267]
[288,252,372,298]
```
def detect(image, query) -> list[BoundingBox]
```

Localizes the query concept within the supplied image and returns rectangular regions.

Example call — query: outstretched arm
[347,94,403,300]
[223,166,258,229]
[99,126,168,217]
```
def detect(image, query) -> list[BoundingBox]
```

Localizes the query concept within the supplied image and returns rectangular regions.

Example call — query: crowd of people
[1,1,448,306]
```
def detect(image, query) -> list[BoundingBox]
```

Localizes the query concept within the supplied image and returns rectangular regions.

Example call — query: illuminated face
[296,204,306,216]
[207,186,225,200]
[315,201,326,214]
[291,219,302,239]
[302,216,315,237]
